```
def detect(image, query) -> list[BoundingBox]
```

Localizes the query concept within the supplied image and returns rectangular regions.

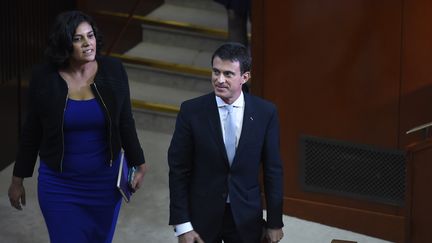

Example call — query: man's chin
[214,90,226,98]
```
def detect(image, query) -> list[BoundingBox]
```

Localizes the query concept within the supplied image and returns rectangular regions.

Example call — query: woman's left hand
[131,163,148,191]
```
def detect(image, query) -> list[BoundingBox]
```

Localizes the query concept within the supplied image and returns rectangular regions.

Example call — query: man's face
[70,21,96,64]
[211,56,250,104]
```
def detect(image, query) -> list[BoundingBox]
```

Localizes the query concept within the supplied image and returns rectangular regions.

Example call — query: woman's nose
[82,38,89,46]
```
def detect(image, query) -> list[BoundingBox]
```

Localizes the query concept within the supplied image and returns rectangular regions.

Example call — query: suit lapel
[235,94,255,162]
[206,94,230,167]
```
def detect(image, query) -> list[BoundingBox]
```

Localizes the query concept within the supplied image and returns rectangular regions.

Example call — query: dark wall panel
[0,85,19,171]
[399,0,432,147]
[0,0,75,170]
[252,0,407,241]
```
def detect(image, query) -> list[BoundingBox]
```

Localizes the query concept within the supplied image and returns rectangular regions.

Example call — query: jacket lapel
[207,93,257,167]
[235,94,255,163]
[206,94,231,167]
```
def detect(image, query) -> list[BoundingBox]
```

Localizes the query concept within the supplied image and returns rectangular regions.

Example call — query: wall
[0,0,75,170]
[252,0,432,241]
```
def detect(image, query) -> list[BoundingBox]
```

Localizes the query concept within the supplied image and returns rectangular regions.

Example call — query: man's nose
[217,75,225,83]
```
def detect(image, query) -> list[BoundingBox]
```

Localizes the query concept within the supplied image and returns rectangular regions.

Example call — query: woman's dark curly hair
[44,11,103,68]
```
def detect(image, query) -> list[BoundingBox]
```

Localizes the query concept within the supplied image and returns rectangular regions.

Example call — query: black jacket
[13,56,145,177]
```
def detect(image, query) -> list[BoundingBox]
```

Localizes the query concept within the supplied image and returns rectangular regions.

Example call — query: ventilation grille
[300,135,406,206]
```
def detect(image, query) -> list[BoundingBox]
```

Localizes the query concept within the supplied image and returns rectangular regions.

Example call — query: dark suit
[168,92,283,243]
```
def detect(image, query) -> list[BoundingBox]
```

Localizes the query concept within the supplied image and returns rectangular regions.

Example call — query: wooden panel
[399,0,432,147]
[0,0,75,170]
[405,140,432,243]
[0,84,19,170]
[252,0,405,241]
[284,197,404,242]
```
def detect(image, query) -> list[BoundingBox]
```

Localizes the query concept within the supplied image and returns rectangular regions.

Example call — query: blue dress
[38,98,122,243]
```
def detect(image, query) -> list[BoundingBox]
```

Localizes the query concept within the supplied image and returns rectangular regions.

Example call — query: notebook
[116,152,136,203]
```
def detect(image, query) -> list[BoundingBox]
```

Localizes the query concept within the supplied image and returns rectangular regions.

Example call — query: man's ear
[242,71,251,84]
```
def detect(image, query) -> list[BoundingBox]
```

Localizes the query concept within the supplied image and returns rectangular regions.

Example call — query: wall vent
[300,135,406,206]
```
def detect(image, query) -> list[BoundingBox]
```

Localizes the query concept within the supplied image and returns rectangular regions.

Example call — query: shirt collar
[216,92,244,108]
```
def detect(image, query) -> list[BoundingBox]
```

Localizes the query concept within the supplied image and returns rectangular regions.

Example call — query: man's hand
[266,228,284,243]
[178,230,204,243]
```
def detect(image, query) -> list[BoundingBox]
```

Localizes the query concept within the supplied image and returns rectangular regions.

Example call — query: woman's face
[70,21,96,64]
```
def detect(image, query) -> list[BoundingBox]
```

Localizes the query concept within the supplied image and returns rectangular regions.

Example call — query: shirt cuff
[174,222,194,237]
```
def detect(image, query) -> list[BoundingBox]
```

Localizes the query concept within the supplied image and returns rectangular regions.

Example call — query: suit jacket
[168,92,283,242]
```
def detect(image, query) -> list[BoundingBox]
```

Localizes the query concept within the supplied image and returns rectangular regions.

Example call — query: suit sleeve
[168,103,194,225]
[262,106,284,229]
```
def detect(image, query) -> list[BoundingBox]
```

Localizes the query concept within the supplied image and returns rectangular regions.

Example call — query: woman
[7,11,148,243]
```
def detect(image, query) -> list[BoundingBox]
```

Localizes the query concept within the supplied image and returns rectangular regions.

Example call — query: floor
[0,129,393,243]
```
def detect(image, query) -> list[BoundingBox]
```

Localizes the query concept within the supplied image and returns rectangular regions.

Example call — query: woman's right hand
[8,176,26,210]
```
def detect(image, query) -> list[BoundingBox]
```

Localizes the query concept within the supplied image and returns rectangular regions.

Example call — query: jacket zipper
[60,92,69,173]
[93,83,114,166]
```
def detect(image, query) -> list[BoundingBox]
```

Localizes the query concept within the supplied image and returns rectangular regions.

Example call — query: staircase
[99,0,229,133]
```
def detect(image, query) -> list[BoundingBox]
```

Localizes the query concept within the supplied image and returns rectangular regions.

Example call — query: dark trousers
[213,204,244,243]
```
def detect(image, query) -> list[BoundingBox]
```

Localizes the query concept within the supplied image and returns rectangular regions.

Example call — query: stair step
[147,3,227,31]
[125,63,212,93]
[96,10,227,39]
[129,79,205,108]
[141,24,225,53]
[164,0,225,12]
[132,109,176,134]
[125,42,213,70]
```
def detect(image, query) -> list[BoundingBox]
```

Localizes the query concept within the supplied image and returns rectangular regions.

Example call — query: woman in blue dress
[8,11,148,243]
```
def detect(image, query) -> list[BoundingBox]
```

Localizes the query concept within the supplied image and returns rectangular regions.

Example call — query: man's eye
[88,33,95,38]
[73,37,81,42]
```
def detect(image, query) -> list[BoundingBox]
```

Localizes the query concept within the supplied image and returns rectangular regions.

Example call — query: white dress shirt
[216,92,245,148]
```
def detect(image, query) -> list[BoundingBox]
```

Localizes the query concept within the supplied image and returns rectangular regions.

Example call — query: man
[168,42,284,243]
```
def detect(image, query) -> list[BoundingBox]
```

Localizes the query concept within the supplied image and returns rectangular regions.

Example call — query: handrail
[406,121,432,140]
[106,0,143,55]
[131,99,179,113]
[107,52,211,77]
[96,10,228,38]
[406,121,432,134]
